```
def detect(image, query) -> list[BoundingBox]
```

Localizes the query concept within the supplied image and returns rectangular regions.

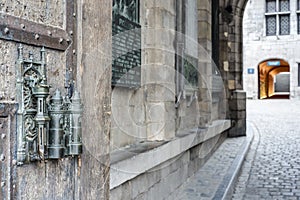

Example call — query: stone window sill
[110,119,231,189]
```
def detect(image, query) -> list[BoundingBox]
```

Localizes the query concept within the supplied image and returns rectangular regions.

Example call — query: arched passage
[258,59,290,99]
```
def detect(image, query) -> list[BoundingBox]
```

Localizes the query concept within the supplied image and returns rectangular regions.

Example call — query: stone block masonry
[110,120,231,199]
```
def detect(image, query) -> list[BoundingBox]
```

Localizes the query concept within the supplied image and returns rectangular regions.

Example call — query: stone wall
[109,1,240,198]
[110,0,177,150]
[219,0,248,137]
[0,1,65,28]
[110,0,224,149]
[198,0,213,126]
[141,0,177,142]
[110,131,228,200]
[176,0,203,134]
[111,0,230,150]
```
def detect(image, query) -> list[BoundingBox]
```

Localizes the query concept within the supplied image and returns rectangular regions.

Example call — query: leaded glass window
[279,15,289,35]
[112,0,141,87]
[184,55,198,88]
[265,0,290,36]
[113,0,139,23]
[279,0,289,12]
[184,0,198,89]
[266,0,276,12]
[266,15,276,35]
[298,14,300,34]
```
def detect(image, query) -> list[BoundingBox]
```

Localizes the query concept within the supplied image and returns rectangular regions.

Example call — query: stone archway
[219,0,249,90]
[219,0,249,136]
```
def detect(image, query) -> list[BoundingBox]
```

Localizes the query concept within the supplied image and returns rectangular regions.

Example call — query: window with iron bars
[265,0,290,36]
[112,0,141,88]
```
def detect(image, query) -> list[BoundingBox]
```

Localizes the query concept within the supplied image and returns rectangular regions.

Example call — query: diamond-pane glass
[266,15,276,35]
[279,0,289,12]
[266,0,276,12]
[279,15,289,35]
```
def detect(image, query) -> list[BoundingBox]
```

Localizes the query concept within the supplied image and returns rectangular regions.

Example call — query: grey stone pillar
[198,0,213,127]
[228,90,246,137]
[141,0,176,141]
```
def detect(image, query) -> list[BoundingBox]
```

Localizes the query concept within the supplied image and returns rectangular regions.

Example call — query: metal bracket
[187,90,198,107]
[16,45,82,165]
[65,0,77,97]
[175,90,186,108]
[0,13,71,51]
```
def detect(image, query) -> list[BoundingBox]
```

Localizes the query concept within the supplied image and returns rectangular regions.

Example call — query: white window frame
[265,0,290,36]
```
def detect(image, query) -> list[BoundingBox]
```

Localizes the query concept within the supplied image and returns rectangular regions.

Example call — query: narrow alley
[166,100,300,200]
[233,100,300,199]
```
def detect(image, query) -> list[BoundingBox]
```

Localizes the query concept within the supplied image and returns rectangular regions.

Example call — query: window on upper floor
[298,63,300,86]
[297,0,300,34]
[298,13,300,34]
[265,0,290,36]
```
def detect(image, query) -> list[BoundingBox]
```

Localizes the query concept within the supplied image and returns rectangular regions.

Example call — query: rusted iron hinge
[0,13,71,51]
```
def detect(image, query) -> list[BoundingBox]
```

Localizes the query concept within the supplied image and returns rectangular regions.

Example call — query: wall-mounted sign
[247,68,255,74]
[267,61,281,66]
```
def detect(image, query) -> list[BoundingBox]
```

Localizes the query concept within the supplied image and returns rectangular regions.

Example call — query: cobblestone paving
[166,136,247,200]
[233,100,300,200]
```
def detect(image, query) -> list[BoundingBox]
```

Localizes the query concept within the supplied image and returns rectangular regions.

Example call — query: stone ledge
[110,119,231,189]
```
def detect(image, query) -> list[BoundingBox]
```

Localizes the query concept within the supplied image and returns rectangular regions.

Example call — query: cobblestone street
[233,100,300,199]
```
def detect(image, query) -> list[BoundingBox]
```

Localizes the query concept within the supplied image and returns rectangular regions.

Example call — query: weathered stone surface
[0,42,16,101]
[228,119,246,137]
[167,133,245,200]
[110,132,227,200]
[229,99,246,111]
[110,120,230,190]
[232,90,247,100]
[219,0,248,138]
[230,110,246,119]
[0,0,65,27]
